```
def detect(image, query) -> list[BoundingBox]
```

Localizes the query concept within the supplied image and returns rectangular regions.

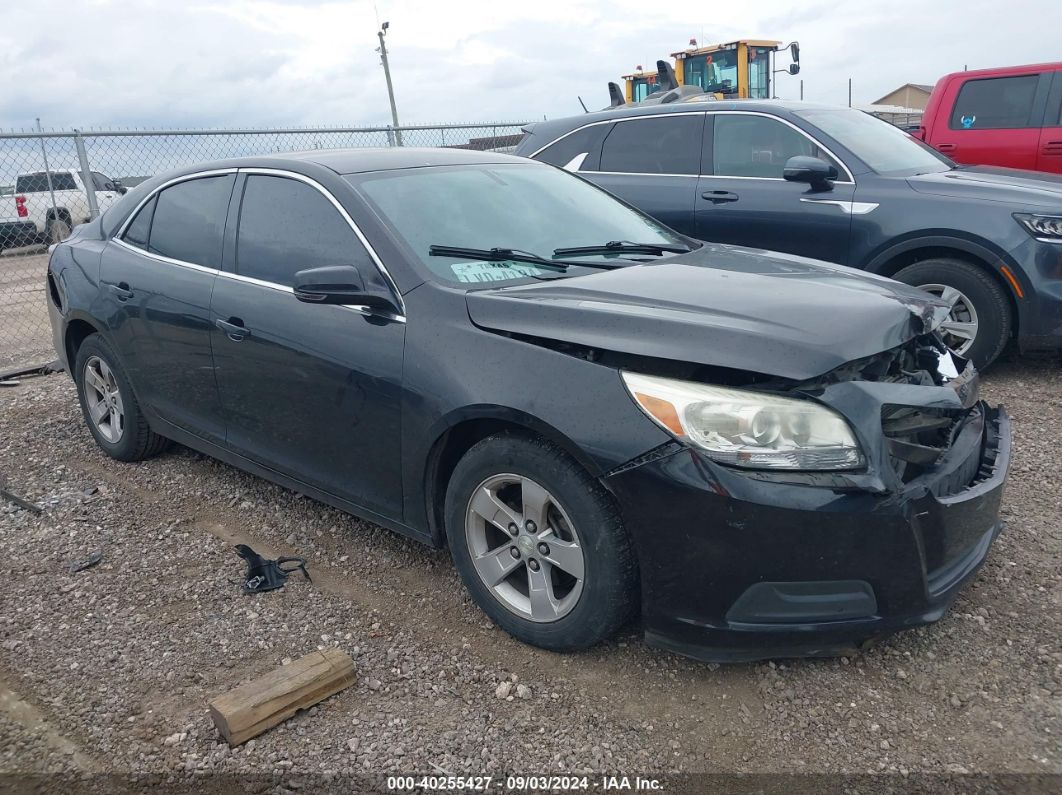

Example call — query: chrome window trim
[109,165,406,319]
[114,168,238,240]
[528,109,856,185]
[110,238,405,323]
[236,167,405,315]
[527,111,707,169]
[111,237,217,274]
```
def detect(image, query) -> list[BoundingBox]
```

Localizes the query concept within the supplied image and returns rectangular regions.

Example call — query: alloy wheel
[83,355,125,443]
[464,474,585,623]
[919,283,979,356]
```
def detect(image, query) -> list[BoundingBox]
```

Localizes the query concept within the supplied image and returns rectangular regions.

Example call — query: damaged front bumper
[604,366,1011,664]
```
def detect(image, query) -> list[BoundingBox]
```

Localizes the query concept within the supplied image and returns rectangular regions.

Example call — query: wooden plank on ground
[208,648,355,745]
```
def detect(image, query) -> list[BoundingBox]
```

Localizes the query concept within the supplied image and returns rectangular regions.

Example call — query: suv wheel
[445,433,638,651]
[893,258,1011,369]
[74,334,170,461]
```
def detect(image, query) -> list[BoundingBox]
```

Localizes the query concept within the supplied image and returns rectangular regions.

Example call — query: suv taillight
[15,195,27,218]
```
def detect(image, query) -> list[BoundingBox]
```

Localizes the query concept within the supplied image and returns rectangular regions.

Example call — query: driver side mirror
[783,156,838,191]
[112,179,128,195]
[293,264,399,313]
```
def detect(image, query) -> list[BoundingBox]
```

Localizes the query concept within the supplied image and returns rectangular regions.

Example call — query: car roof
[528,99,846,134]
[156,147,528,179]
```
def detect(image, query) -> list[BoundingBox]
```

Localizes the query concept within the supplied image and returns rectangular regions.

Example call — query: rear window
[16,172,77,193]
[534,125,608,170]
[146,175,234,268]
[949,75,1039,130]
[599,115,703,175]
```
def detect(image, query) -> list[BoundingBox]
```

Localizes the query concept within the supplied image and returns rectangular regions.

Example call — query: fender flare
[862,234,1011,277]
[415,404,605,546]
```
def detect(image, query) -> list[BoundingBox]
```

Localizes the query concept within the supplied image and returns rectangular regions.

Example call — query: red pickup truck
[916,62,1062,173]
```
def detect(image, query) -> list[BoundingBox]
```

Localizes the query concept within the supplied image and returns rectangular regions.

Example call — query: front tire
[445,433,638,651]
[74,334,169,462]
[892,258,1011,369]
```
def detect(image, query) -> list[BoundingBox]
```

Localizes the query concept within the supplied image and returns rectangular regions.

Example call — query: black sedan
[46,148,1011,662]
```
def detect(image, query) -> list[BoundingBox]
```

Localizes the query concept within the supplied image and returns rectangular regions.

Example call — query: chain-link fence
[0,122,528,374]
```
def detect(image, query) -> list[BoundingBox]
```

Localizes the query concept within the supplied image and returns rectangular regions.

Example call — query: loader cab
[673,39,798,99]
[623,69,660,103]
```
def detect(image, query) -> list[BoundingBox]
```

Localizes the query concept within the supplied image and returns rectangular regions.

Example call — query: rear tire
[74,334,170,462]
[445,433,638,652]
[893,258,1011,369]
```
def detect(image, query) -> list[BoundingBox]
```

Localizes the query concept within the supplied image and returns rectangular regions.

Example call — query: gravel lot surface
[0,250,51,372]
[0,358,1059,791]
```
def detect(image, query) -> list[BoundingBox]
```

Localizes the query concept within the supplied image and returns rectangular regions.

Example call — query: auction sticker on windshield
[451,261,549,283]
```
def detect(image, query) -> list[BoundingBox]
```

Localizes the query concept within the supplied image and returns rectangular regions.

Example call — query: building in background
[863,83,935,131]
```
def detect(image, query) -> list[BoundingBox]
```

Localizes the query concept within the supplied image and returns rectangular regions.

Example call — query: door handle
[106,282,133,301]
[215,317,250,341]
[701,190,739,204]
[1042,141,1062,155]
[936,143,957,152]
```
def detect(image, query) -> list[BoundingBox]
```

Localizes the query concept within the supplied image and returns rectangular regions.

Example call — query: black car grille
[881,404,979,495]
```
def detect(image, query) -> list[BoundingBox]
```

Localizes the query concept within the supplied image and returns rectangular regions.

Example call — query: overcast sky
[2,0,1059,130]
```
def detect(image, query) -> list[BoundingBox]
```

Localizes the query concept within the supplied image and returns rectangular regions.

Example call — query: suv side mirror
[783,156,837,191]
[293,264,399,313]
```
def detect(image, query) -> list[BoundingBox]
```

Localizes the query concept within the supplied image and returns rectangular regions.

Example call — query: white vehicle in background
[3,169,126,251]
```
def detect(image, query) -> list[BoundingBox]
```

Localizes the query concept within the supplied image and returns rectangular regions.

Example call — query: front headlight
[1014,213,1062,242]
[622,372,864,471]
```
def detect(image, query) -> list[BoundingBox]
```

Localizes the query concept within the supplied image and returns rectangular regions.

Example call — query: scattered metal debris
[0,475,43,514]
[68,549,104,574]
[235,544,310,594]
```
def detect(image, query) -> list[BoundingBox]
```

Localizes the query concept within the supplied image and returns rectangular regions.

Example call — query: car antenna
[577,96,589,113]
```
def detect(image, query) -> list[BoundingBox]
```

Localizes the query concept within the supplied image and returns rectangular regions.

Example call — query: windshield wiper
[428,245,630,272]
[553,240,693,257]
[428,245,569,273]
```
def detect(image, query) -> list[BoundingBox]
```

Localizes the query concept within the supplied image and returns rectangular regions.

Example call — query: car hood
[907,165,1062,208]
[464,244,950,381]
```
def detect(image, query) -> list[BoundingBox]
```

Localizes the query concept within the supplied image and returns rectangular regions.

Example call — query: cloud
[0,0,1059,130]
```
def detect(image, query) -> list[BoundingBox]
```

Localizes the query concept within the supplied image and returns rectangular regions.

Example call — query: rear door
[580,113,704,235]
[930,72,1048,170]
[209,171,406,517]
[103,171,234,443]
[1038,70,1062,174]
[694,112,855,265]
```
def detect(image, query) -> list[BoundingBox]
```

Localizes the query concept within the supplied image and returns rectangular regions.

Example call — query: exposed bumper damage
[605,336,1011,663]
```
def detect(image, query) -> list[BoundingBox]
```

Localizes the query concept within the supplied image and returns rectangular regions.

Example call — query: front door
[694,113,855,265]
[101,172,234,443]
[209,172,405,517]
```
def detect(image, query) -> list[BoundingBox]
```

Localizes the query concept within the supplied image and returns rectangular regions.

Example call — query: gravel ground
[0,250,52,372]
[0,357,1059,791]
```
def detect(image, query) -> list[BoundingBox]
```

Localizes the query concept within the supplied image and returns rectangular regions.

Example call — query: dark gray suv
[515,100,1062,368]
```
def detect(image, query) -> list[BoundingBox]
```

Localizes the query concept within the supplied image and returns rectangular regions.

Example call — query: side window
[147,175,234,268]
[121,195,157,250]
[236,175,364,287]
[534,125,608,170]
[712,115,843,179]
[949,75,1039,130]
[599,115,703,174]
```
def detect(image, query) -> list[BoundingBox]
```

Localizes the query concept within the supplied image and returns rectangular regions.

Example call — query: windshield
[348,163,687,286]
[795,109,952,176]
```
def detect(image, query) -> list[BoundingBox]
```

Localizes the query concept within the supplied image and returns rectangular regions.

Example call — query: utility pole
[377,21,403,146]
